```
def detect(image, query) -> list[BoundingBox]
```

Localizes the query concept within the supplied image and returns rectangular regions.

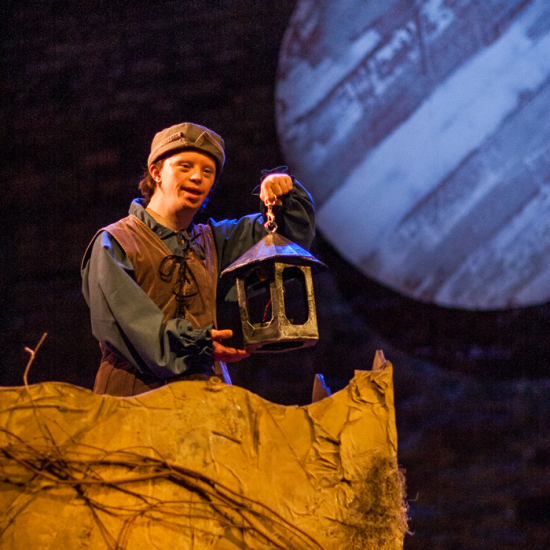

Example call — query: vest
[93,215,219,396]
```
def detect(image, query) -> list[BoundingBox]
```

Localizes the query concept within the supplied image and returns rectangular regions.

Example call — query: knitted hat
[147,122,225,172]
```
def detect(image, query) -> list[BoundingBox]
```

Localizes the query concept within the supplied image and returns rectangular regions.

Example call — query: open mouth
[181,187,202,197]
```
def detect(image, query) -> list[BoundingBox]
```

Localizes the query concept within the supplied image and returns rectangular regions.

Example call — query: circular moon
[276,0,550,309]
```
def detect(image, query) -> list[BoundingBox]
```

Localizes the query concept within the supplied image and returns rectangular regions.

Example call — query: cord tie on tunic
[159,232,206,318]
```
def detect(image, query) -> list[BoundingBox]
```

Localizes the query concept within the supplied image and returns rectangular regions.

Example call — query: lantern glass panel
[282,267,309,325]
[244,269,272,326]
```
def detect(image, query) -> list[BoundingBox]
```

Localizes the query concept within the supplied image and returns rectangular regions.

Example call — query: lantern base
[245,336,318,354]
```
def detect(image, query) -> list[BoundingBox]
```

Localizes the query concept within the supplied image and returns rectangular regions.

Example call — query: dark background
[2,1,550,548]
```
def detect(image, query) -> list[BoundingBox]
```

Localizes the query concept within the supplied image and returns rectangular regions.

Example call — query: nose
[190,168,202,182]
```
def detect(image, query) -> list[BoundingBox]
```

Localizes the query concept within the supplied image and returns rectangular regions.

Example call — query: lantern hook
[263,198,278,234]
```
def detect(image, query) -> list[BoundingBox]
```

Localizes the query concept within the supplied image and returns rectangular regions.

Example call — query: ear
[149,164,162,183]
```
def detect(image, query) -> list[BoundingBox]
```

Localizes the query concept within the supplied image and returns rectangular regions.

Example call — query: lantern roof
[221,233,326,279]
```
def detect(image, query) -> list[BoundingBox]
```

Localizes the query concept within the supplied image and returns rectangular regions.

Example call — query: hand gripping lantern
[221,199,326,353]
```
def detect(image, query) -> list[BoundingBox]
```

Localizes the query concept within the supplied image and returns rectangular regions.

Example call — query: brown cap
[147,122,225,172]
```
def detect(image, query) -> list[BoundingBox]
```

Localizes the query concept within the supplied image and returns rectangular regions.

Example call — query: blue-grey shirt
[81,183,315,379]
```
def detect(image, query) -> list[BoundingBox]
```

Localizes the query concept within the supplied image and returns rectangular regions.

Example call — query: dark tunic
[93,215,219,396]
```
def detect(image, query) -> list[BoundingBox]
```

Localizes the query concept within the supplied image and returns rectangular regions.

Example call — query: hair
[138,159,165,205]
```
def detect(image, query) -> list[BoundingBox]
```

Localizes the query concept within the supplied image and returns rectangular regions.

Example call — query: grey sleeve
[81,231,214,378]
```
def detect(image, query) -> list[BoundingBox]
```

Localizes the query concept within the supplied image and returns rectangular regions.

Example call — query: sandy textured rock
[0,363,406,549]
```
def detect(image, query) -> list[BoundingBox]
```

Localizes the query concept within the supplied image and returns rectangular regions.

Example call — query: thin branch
[23,333,48,388]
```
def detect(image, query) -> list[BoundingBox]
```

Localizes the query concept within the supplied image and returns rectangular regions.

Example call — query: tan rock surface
[0,363,406,549]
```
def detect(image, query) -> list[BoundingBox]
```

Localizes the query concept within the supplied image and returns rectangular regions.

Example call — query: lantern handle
[263,197,278,234]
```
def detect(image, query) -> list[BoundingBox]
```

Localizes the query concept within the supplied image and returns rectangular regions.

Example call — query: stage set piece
[0,352,407,550]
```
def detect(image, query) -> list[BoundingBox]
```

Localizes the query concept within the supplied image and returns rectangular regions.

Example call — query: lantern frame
[221,233,326,354]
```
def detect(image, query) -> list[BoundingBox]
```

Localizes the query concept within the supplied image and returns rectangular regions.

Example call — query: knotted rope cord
[159,232,206,318]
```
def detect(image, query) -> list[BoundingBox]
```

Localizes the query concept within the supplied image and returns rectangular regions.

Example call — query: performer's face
[150,150,216,215]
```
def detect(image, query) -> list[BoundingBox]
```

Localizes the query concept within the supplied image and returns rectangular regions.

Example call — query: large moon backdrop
[276,0,550,310]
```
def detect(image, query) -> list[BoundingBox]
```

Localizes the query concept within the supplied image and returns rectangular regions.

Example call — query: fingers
[260,173,293,205]
[211,329,249,362]
[213,340,250,363]
[211,329,233,341]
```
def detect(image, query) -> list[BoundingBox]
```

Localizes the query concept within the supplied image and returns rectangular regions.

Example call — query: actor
[82,122,315,396]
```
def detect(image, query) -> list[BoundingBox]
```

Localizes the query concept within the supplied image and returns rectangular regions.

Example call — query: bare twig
[0,434,326,550]
[23,333,48,388]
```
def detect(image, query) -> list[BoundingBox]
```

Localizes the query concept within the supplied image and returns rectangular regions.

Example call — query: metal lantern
[221,203,326,353]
